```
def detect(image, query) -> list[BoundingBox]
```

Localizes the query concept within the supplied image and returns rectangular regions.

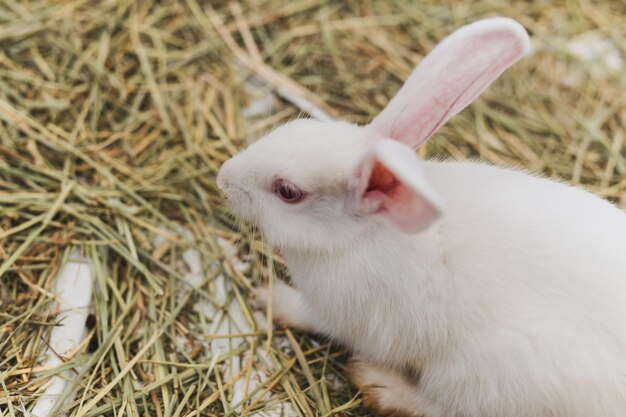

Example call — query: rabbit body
[280,160,626,417]
[217,18,626,417]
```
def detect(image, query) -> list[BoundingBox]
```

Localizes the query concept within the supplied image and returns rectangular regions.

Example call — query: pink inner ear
[366,161,397,195]
[364,161,412,212]
[362,161,433,230]
[360,162,391,211]
[369,19,531,149]
[361,160,438,232]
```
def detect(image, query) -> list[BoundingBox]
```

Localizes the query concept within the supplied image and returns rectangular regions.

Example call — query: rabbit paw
[348,358,433,417]
[255,280,317,332]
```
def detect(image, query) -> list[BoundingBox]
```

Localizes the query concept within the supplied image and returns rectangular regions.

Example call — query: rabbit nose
[217,159,235,190]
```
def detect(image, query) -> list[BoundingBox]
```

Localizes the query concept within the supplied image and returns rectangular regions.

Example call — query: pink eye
[272,179,304,204]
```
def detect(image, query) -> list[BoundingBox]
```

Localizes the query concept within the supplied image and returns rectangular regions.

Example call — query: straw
[1,1,624,416]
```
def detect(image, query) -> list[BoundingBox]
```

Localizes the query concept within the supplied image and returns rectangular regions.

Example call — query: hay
[0,1,624,416]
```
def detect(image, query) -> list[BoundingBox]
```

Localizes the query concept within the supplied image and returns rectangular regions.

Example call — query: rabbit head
[217,18,531,253]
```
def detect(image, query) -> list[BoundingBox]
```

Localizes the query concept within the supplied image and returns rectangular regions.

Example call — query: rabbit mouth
[220,183,250,200]
[221,186,252,215]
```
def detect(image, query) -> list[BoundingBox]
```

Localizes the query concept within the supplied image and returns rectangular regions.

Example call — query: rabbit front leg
[255,279,319,332]
[348,358,444,417]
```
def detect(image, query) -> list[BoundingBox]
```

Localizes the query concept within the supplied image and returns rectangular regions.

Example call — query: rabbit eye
[272,179,305,204]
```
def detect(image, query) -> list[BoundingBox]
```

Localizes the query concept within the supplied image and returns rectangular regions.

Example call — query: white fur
[217,18,626,417]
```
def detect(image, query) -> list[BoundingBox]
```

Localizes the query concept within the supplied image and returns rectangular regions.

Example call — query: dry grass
[0,0,625,416]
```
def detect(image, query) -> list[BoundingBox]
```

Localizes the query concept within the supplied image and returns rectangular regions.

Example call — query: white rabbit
[217,18,626,417]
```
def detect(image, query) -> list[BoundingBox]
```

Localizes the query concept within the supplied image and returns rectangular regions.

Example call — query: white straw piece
[30,248,94,417]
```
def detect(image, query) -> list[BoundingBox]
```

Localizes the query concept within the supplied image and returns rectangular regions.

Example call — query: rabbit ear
[369,17,531,148]
[353,139,444,233]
